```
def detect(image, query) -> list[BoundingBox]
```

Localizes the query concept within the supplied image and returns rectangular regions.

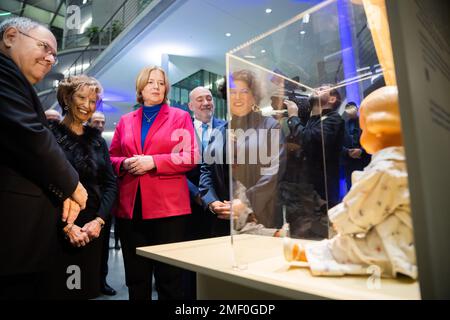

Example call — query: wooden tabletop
[137,234,421,300]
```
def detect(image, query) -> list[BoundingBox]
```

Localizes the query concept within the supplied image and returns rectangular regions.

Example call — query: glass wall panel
[226,0,411,271]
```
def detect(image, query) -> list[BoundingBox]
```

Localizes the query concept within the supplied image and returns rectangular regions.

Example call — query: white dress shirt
[194,118,213,146]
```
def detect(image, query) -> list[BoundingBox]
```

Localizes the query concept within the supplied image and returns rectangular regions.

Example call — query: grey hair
[189,86,212,102]
[0,17,46,39]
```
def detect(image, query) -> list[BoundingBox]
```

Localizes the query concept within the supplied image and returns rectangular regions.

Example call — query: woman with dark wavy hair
[48,75,117,299]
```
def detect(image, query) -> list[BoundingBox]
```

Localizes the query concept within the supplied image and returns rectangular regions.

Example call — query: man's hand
[285,100,298,118]
[81,219,102,240]
[65,224,90,248]
[62,198,81,224]
[209,201,231,219]
[71,182,88,210]
[126,155,155,175]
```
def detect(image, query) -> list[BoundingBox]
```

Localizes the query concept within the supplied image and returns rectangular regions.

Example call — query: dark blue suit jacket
[198,122,229,208]
[186,117,226,200]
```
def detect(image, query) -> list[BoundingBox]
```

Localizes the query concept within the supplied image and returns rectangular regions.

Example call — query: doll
[285,86,417,279]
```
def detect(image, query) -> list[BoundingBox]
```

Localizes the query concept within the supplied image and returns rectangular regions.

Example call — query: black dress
[48,123,117,299]
[230,111,284,229]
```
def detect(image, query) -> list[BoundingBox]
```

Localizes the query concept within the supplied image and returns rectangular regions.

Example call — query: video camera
[270,72,311,123]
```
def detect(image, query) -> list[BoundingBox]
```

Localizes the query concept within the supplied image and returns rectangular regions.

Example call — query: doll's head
[359,86,403,154]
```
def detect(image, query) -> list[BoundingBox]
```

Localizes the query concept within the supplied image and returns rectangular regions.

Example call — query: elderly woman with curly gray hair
[47,75,117,299]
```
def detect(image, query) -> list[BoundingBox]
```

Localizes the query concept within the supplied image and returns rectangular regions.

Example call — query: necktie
[201,123,209,153]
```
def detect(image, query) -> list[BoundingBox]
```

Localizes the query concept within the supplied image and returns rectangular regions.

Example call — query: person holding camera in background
[280,85,344,239]
[293,85,345,209]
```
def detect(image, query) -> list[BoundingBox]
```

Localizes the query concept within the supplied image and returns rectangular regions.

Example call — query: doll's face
[359,86,403,154]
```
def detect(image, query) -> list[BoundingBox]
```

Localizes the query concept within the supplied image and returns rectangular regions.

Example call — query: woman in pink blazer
[109,66,198,300]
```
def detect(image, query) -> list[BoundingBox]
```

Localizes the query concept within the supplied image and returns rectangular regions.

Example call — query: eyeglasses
[18,31,58,66]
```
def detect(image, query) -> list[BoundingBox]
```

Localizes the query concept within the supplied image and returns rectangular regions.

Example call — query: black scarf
[50,123,101,182]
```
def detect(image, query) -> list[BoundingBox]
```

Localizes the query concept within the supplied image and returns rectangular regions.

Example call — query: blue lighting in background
[101,103,118,113]
[96,98,103,112]
[337,0,360,106]
[228,73,236,89]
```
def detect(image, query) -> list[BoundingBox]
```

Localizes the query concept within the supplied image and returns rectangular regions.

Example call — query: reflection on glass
[229,69,281,236]
[226,0,386,244]
[221,0,419,283]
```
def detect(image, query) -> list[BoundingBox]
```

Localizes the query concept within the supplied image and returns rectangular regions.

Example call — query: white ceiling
[90,0,321,130]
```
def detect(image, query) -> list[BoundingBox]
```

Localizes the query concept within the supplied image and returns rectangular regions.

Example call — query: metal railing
[64,0,154,77]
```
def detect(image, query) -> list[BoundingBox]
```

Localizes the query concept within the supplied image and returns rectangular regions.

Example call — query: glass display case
[225,0,407,269]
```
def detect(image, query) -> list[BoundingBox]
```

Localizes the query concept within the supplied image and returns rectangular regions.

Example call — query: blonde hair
[57,75,103,114]
[135,66,170,105]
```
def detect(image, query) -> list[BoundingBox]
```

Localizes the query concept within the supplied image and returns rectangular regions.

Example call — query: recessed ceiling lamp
[244,55,256,59]
[261,49,266,53]
[225,33,231,37]
[265,8,272,14]
[302,14,310,24]
[300,30,306,35]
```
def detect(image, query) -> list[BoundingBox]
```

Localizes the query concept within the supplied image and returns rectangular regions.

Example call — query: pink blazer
[109,104,198,220]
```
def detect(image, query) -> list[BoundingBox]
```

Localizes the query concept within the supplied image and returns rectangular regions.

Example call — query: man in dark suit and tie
[183,86,225,299]
[186,86,225,240]
[0,17,87,299]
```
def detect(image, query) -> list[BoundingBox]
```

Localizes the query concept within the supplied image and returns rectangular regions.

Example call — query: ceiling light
[244,55,256,59]
[300,31,306,35]
[0,12,12,16]
[261,49,266,53]
[225,33,231,37]
[265,8,272,14]
[302,14,310,24]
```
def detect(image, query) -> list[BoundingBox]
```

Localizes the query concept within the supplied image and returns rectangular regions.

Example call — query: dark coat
[199,122,230,206]
[199,122,230,236]
[200,112,285,235]
[186,117,226,199]
[50,123,117,224]
[185,117,226,240]
[341,117,371,171]
[48,123,117,299]
[302,109,345,207]
[0,52,79,276]
[230,112,283,227]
